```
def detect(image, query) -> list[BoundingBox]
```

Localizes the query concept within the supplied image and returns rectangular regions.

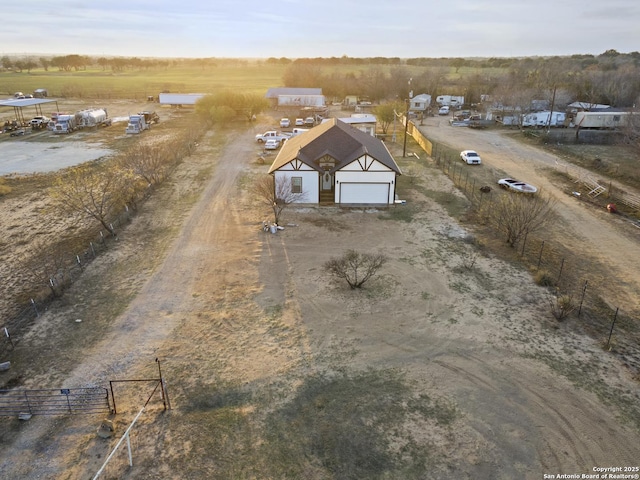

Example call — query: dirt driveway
[1,117,639,479]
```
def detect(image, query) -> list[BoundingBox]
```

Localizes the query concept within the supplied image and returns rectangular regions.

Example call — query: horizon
[1,51,636,61]
[1,1,638,60]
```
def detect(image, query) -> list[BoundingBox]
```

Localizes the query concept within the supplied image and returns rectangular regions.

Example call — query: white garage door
[340,183,390,204]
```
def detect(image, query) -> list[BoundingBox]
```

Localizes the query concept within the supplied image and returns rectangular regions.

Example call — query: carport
[0,98,60,126]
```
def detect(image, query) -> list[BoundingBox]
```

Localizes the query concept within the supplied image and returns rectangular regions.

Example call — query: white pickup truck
[255,130,292,143]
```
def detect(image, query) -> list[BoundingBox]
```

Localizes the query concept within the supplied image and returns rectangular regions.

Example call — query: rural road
[417,116,640,314]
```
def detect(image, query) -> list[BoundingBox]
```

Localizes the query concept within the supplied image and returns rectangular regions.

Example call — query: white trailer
[522,111,566,128]
[158,93,205,106]
[574,111,633,129]
[436,95,465,107]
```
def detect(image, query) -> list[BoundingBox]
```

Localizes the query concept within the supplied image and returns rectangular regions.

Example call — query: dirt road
[419,116,640,314]
[1,118,639,479]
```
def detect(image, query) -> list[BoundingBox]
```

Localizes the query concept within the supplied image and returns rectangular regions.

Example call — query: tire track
[432,351,640,473]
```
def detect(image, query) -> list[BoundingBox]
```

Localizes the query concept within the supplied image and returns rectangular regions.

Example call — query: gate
[0,387,111,416]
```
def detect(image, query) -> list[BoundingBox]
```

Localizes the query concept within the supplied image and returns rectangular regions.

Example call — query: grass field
[0,64,288,100]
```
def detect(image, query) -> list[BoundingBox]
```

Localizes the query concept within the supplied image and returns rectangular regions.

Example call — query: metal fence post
[578,280,588,317]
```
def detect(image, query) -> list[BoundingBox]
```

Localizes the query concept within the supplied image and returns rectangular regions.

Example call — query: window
[291,177,302,194]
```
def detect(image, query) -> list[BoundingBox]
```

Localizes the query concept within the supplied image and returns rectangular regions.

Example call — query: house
[268,118,401,205]
[409,94,431,113]
[322,114,377,136]
[343,95,359,106]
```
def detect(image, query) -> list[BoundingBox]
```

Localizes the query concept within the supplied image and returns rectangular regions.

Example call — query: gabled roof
[268,118,401,174]
[265,87,322,98]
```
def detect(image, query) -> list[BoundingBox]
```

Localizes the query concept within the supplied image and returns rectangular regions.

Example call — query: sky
[1,1,639,59]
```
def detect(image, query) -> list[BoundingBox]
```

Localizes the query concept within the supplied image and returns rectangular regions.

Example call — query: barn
[265,88,324,108]
[268,118,401,205]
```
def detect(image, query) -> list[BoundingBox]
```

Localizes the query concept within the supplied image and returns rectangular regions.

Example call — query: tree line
[281,50,640,108]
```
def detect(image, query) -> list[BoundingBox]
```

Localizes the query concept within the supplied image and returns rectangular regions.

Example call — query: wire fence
[409,126,639,374]
[0,206,134,356]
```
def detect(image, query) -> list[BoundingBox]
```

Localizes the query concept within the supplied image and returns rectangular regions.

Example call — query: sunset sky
[1,0,638,58]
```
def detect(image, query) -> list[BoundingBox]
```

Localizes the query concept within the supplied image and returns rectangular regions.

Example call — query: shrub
[534,269,554,286]
[324,250,387,289]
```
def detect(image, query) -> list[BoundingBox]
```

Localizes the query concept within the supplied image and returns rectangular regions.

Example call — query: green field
[0,64,289,100]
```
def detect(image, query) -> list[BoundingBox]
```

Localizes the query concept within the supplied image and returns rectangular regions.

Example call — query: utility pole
[546,85,557,132]
[403,78,412,157]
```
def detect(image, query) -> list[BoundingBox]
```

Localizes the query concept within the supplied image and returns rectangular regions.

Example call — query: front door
[322,171,333,191]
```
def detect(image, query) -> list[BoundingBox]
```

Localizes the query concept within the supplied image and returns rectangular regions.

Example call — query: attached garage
[339,183,391,204]
[268,118,401,205]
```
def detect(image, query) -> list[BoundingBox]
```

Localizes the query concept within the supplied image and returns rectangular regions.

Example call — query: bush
[324,250,387,289]
[534,269,554,286]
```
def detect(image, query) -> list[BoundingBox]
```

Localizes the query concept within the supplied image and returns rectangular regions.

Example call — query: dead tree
[253,175,307,225]
[324,250,388,289]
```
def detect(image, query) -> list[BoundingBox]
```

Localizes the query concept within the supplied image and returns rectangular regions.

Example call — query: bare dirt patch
[0,114,639,479]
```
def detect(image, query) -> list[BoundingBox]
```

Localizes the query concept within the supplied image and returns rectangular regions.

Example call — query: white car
[304,117,315,127]
[264,138,281,150]
[438,106,450,115]
[295,118,304,126]
[279,118,290,128]
[460,150,482,165]
[497,178,538,193]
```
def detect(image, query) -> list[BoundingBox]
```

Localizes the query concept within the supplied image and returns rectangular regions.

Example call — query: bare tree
[324,250,388,289]
[488,193,556,248]
[619,105,640,154]
[50,164,132,236]
[23,243,69,298]
[118,139,175,187]
[254,175,307,225]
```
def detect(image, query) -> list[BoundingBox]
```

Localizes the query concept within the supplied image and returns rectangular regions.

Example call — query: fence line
[420,136,639,370]
[0,205,133,354]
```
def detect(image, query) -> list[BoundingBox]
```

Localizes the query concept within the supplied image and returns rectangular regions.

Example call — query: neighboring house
[343,95,359,106]
[322,114,377,136]
[409,94,431,112]
[268,118,401,205]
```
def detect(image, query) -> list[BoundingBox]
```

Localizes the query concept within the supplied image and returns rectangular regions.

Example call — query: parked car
[497,178,538,193]
[280,118,290,128]
[264,138,281,150]
[438,106,450,115]
[460,150,482,165]
[295,118,304,126]
[304,117,315,127]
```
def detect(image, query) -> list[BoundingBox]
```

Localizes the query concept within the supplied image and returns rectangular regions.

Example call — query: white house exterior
[409,94,431,112]
[268,118,401,205]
